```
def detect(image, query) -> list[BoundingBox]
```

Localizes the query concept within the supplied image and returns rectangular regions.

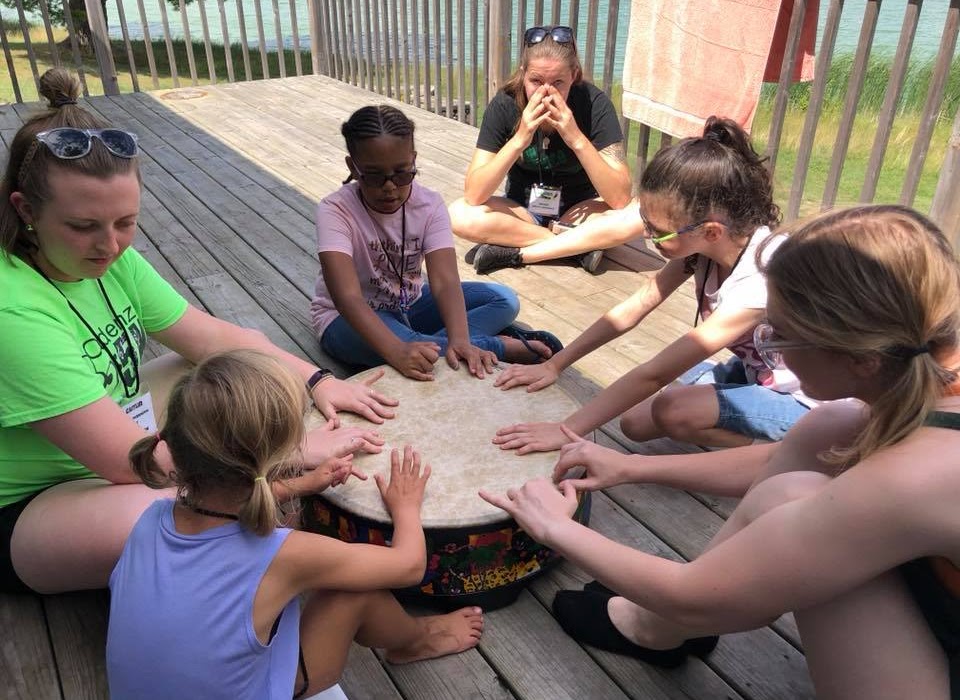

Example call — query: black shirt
[476,81,624,213]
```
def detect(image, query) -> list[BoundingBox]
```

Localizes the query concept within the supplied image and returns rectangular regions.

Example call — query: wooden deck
[0,75,813,700]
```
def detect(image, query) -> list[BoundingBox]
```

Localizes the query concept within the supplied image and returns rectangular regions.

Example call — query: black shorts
[0,492,43,594]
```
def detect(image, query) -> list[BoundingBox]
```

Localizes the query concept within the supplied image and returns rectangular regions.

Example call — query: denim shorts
[680,357,810,441]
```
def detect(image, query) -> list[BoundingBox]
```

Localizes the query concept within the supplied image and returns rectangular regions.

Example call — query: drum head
[307,363,581,528]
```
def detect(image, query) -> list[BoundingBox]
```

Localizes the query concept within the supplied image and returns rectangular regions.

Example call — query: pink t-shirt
[310,182,454,336]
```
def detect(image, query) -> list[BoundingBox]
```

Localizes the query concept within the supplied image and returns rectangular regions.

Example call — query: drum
[301,362,591,610]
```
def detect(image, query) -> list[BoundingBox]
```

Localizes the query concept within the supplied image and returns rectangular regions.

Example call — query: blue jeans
[321,282,520,367]
[681,357,810,441]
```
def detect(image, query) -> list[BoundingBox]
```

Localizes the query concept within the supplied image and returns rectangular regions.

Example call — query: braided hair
[341,104,415,154]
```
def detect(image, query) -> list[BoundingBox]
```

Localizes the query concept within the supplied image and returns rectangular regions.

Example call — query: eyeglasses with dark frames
[352,168,418,188]
[523,25,575,46]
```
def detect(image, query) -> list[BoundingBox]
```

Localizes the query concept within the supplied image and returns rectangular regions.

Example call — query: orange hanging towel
[621,0,819,139]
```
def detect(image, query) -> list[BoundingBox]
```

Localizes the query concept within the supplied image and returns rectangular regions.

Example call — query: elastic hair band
[890,343,931,360]
[254,476,267,483]
[53,97,77,107]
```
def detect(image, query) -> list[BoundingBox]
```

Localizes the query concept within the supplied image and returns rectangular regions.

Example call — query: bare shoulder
[841,416,960,552]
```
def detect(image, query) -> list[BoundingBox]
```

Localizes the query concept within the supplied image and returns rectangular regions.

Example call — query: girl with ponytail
[483,205,960,698]
[493,116,812,453]
[109,350,484,699]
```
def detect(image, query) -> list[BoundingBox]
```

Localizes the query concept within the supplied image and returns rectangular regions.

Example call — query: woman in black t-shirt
[448,26,631,270]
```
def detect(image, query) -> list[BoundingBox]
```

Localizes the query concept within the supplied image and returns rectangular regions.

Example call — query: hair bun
[37,67,81,111]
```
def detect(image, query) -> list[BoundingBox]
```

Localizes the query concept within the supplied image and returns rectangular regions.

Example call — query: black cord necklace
[694,233,754,328]
[32,257,141,397]
[179,499,239,521]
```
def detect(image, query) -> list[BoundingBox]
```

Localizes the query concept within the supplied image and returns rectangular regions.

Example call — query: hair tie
[254,476,267,483]
[52,97,77,108]
[703,130,722,142]
[891,343,931,359]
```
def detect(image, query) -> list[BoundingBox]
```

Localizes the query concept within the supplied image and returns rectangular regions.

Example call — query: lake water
[105,0,957,72]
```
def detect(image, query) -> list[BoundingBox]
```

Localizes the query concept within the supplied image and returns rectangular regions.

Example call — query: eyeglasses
[523,25,575,46]
[36,128,140,159]
[639,208,712,244]
[352,168,418,188]
[753,323,815,370]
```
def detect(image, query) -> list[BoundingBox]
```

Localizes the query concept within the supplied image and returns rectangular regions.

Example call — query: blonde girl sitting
[107,350,483,699]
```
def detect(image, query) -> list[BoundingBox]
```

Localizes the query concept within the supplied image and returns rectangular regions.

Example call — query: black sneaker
[464,243,483,265]
[473,244,523,274]
[579,250,603,273]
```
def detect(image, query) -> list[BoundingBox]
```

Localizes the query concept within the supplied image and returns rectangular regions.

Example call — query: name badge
[122,391,158,433]
[528,184,562,217]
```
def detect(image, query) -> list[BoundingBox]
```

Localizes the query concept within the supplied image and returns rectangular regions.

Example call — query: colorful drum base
[303,492,592,611]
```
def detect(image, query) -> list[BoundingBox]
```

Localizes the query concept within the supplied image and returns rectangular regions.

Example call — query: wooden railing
[0,0,957,241]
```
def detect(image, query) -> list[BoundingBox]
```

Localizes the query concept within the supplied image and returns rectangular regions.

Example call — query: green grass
[0,22,953,216]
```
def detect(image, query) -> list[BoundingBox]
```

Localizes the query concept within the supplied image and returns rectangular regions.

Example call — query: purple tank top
[107,499,300,699]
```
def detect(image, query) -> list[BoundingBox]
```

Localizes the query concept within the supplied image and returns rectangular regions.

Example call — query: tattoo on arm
[600,141,626,165]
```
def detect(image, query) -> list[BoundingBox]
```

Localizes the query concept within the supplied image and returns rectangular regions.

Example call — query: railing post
[487,0,513,101]
[83,0,119,95]
[308,0,326,75]
[930,107,960,249]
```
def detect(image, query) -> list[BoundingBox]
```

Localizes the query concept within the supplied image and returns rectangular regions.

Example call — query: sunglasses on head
[523,25,575,46]
[36,128,140,159]
[352,168,418,188]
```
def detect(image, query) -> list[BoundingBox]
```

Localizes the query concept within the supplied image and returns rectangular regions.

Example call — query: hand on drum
[493,420,577,454]
[301,419,385,475]
[552,426,627,490]
[375,445,432,517]
[390,341,443,381]
[479,478,578,543]
[445,340,497,379]
[493,361,559,392]
[313,369,399,423]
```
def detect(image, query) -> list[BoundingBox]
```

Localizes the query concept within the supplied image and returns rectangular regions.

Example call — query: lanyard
[694,233,753,328]
[534,129,549,184]
[34,263,141,398]
[359,193,410,314]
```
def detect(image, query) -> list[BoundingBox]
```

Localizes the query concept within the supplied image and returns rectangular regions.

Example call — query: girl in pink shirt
[311,105,562,381]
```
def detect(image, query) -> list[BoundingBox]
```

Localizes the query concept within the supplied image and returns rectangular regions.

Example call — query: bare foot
[499,336,552,364]
[385,607,484,663]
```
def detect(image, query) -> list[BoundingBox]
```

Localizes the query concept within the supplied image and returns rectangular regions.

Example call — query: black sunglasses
[523,25,575,46]
[353,168,418,188]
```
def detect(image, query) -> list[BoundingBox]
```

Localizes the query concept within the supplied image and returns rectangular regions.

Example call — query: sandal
[552,590,719,666]
[501,325,564,363]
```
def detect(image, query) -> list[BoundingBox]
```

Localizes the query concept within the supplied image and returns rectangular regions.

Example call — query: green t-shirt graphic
[0,248,188,507]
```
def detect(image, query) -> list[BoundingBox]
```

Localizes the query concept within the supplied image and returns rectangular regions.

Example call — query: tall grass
[759,51,960,120]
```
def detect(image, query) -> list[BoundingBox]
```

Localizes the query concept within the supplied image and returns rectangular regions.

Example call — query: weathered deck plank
[0,76,815,700]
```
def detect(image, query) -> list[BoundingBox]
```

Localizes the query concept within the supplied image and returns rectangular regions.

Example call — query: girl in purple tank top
[107,349,483,700]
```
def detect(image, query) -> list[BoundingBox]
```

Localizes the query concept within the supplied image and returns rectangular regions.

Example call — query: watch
[306,368,334,392]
